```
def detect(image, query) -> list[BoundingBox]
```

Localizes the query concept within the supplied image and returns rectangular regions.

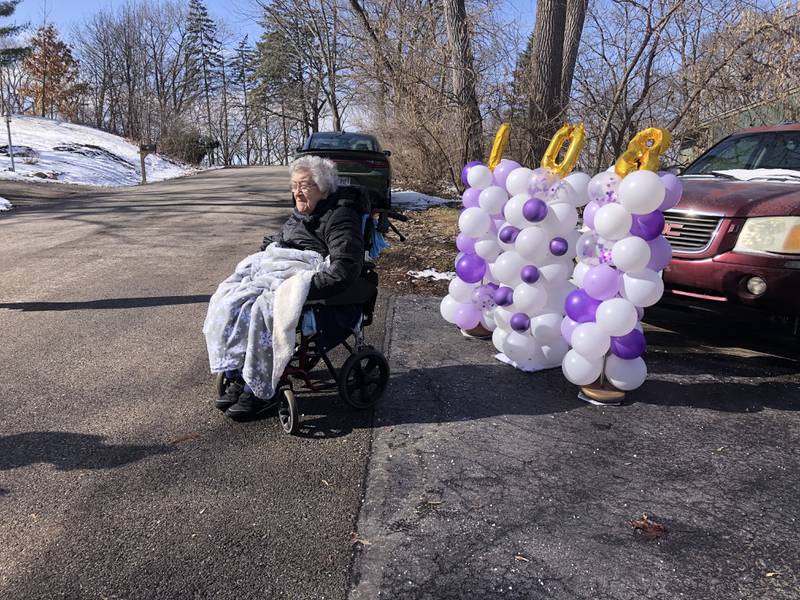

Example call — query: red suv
[661,123,800,325]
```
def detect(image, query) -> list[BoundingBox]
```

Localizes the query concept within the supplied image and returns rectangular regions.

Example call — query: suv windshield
[308,133,380,152]
[684,131,800,174]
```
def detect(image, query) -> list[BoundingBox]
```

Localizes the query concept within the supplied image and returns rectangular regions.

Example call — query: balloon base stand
[578,381,625,406]
[495,353,560,373]
[461,324,493,339]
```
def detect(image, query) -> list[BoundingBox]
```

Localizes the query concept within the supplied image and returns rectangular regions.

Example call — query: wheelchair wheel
[277,388,300,435]
[215,373,228,397]
[338,347,389,409]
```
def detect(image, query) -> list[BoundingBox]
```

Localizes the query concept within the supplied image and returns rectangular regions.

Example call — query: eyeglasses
[291,182,319,193]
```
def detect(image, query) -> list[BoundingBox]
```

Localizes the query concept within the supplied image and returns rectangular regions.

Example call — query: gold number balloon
[541,123,586,177]
[487,123,510,171]
[614,127,673,177]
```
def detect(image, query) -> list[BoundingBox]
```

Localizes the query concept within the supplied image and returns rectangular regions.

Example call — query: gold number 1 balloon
[487,123,510,171]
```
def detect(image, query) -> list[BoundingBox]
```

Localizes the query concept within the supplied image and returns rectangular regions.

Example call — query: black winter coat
[263,188,365,301]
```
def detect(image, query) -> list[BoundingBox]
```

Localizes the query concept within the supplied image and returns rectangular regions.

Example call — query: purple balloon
[486,282,500,291]
[454,302,482,330]
[560,316,579,344]
[659,173,683,211]
[510,312,531,332]
[582,200,600,230]
[549,237,568,256]
[520,265,540,284]
[630,211,665,241]
[462,187,480,208]
[564,289,601,323]
[455,253,486,283]
[493,286,514,307]
[647,236,673,271]
[523,198,548,222]
[610,328,647,359]
[499,225,520,244]
[456,233,476,253]
[584,264,620,300]
[492,159,521,189]
[461,161,483,187]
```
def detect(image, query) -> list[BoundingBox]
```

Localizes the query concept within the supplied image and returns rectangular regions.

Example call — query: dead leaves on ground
[629,513,668,540]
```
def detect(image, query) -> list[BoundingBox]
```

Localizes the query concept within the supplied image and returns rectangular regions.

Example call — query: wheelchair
[214,189,405,435]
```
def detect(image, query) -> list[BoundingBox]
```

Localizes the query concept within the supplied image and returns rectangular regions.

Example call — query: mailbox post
[139,143,157,184]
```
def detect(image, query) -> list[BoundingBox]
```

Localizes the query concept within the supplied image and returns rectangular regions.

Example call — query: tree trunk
[443,0,483,165]
[526,0,567,164]
[561,0,587,105]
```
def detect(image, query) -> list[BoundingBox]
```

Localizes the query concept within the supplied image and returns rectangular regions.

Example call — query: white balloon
[530,312,562,343]
[512,283,548,313]
[570,322,611,360]
[467,165,493,190]
[503,193,532,229]
[618,170,665,215]
[543,202,578,236]
[540,338,570,366]
[564,172,591,207]
[490,251,526,285]
[611,236,652,273]
[605,355,648,391]
[475,237,502,261]
[539,259,573,284]
[622,269,664,307]
[549,281,577,310]
[492,326,509,353]
[571,261,591,287]
[503,331,538,364]
[481,310,497,332]
[458,206,492,237]
[594,203,633,241]
[562,349,603,385]
[596,297,638,336]
[478,186,508,215]
[493,307,514,331]
[548,181,579,208]
[448,278,478,303]
[440,295,460,324]
[514,227,548,262]
[505,167,534,196]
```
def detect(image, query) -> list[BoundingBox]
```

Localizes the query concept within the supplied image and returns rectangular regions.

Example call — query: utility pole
[0,67,15,172]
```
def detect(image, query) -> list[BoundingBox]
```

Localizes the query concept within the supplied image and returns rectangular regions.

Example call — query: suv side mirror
[383,150,392,157]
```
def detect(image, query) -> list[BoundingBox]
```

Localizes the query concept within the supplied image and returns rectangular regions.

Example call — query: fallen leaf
[350,532,371,546]
[715,446,727,452]
[321,479,331,487]
[766,572,781,577]
[629,513,668,539]
[514,554,530,562]
[169,433,199,445]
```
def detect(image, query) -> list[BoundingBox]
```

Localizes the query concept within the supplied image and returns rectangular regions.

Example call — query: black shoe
[224,391,277,421]
[216,379,244,411]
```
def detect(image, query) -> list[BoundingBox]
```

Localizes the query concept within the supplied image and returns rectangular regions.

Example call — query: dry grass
[376,205,460,296]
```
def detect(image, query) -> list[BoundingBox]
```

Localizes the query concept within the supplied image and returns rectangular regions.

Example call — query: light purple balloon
[461,161,483,187]
[455,253,486,283]
[492,159,521,189]
[610,328,647,359]
[582,200,600,230]
[647,236,673,271]
[560,316,579,344]
[462,187,480,208]
[564,289,601,323]
[456,233,476,253]
[630,211,665,241]
[584,264,620,300]
[659,173,683,211]
[454,302,482,330]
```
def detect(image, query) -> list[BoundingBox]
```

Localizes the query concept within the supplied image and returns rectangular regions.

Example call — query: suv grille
[662,210,722,252]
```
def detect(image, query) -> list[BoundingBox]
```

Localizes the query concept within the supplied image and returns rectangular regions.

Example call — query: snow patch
[710,169,800,183]
[0,116,197,187]
[392,190,452,210]
[407,269,455,281]
[0,196,12,211]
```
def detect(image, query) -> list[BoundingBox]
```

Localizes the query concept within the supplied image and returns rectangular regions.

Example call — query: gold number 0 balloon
[541,123,586,177]
[614,127,673,178]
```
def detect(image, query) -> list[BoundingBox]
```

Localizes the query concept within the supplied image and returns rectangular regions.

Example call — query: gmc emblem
[663,222,684,237]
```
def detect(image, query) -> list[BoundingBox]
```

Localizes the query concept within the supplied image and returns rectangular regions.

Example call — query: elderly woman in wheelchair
[203,155,389,434]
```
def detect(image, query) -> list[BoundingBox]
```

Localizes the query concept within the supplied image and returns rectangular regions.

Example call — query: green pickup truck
[296,132,392,210]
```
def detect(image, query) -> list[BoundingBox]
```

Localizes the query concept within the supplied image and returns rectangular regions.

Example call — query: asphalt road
[0,168,384,599]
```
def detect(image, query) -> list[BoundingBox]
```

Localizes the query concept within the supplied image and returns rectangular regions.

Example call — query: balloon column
[561,127,681,393]
[441,124,594,372]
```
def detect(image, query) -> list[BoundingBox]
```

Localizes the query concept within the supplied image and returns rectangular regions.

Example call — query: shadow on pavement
[0,294,212,312]
[0,432,173,471]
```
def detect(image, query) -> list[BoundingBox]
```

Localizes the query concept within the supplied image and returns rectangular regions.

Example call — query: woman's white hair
[290,155,339,196]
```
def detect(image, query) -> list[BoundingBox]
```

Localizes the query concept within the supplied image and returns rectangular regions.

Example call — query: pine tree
[0,1,28,67]
[21,24,86,119]
[186,0,223,164]
[230,36,256,165]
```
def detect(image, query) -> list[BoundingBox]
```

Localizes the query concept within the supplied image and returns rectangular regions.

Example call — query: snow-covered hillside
[0,116,196,187]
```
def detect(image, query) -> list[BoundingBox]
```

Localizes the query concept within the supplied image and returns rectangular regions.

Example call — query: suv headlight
[734,217,800,254]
